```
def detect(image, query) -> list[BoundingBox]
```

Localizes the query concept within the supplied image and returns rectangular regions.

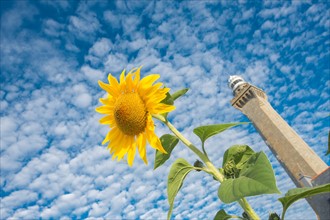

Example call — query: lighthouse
[228,75,329,219]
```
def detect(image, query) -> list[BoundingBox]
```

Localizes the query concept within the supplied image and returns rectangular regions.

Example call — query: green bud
[224,159,239,178]
[268,212,281,220]
[194,160,204,172]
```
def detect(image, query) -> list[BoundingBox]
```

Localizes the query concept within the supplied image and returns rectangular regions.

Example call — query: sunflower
[96,67,175,166]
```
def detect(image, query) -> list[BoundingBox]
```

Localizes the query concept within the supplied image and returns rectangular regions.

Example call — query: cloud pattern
[1,1,329,219]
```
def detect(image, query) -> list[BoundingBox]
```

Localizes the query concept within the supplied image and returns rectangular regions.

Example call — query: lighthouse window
[231,79,242,88]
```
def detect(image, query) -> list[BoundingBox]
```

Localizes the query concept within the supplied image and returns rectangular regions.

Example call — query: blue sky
[1,0,329,219]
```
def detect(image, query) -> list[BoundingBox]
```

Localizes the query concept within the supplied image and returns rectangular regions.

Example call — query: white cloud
[280,65,291,74]
[0,1,38,34]
[0,116,18,135]
[234,24,251,34]
[103,10,121,29]
[261,20,275,30]
[203,32,219,45]
[12,205,40,219]
[1,190,38,210]
[87,38,113,58]
[122,15,141,33]
[68,9,101,42]
[40,0,71,10]
[104,53,128,73]
[1,1,328,220]
[43,19,64,37]
[81,65,104,83]
[244,61,270,87]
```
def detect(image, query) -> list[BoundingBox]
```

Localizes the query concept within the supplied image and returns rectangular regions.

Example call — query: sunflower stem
[153,114,224,182]
[238,198,260,220]
[153,115,260,220]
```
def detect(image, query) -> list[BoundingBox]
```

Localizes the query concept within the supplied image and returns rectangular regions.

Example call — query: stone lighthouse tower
[228,75,329,219]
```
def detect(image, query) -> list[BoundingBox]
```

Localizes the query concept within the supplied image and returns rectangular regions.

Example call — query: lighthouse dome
[228,75,246,93]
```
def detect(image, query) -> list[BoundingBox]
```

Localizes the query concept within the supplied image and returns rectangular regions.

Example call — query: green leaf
[160,89,188,119]
[163,88,188,104]
[223,145,255,170]
[218,152,280,203]
[161,92,174,105]
[214,210,232,220]
[193,123,248,146]
[161,92,174,118]
[278,183,330,219]
[154,134,179,170]
[167,158,194,220]
[171,88,189,101]
[214,209,245,220]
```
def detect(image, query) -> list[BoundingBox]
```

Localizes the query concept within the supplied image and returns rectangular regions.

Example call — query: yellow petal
[139,82,163,99]
[150,103,176,114]
[98,97,115,108]
[96,106,113,114]
[145,93,167,108]
[116,135,133,160]
[98,80,119,97]
[107,74,120,93]
[102,132,111,145]
[160,87,170,95]
[109,132,125,154]
[125,73,134,92]
[111,133,129,155]
[102,127,120,145]
[145,87,170,102]
[120,69,125,84]
[145,116,166,153]
[99,98,112,106]
[137,133,147,164]
[133,67,141,85]
[139,74,160,90]
[127,67,138,75]
[146,129,166,153]
[99,115,115,125]
[127,142,136,167]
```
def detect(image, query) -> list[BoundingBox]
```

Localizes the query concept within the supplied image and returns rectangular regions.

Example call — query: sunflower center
[114,92,147,136]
